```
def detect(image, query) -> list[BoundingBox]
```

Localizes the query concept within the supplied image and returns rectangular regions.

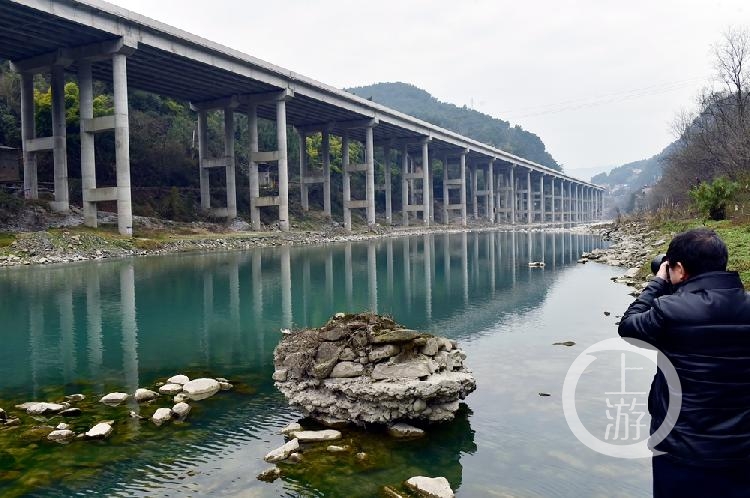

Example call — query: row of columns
[13,37,602,236]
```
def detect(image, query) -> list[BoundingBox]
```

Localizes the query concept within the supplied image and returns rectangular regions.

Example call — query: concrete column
[276,98,290,231]
[366,126,376,227]
[421,139,430,226]
[550,176,556,225]
[298,129,308,211]
[460,152,467,226]
[539,174,545,223]
[322,127,331,217]
[198,110,210,211]
[526,169,532,224]
[442,154,449,224]
[112,53,133,236]
[384,143,392,225]
[487,161,495,222]
[79,61,97,227]
[248,105,260,229]
[401,144,409,226]
[50,65,69,212]
[224,108,237,219]
[575,184,580,223]
[343,132,351,230]
[471,164,478,220]
[509,166,516,224]
[20,72,38,199]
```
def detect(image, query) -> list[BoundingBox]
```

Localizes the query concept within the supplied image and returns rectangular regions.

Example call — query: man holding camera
[618,228,750,497]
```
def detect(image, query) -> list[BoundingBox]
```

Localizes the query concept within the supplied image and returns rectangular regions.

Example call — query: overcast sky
[110,0,749,178]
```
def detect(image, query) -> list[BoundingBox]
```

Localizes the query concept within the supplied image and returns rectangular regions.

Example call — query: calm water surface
[0,231,652,497]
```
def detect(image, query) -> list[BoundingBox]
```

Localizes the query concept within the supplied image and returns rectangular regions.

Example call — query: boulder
[182,378,220,401]
[330,361,364,378]
[134,388,159,403]
[388,423,425,438]
[152,408,173,426]
[99,393,129,406]
[264,438,300,463]
[158,383,184,396]
[27,402,66,415]
[368,344,400,362]
[172,402,191,420]
[290,429,341,442]
[60,408,82,417]
[85,422,113,439]
[280,422,302,435]
[372,360,431,380]
[167,374,190,385]
[47,429,75,443]
[257,466,281,482]
[405,476,454,498]
[55,423,69,430]
[174,393,189,404]
[64,394,85,402]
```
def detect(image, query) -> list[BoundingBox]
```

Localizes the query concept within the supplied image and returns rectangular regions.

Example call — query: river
[0,230,653,497]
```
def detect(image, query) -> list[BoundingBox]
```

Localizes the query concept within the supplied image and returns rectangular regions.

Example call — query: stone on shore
[26,402,66,415]
[134,388,159,403]
[152,408,173,426]
[327,444,348,452]
[172,402,191,420]
[0,408,5,423]
[280,422,302,435]
[60,408,82,417]
[405,476,454,498]
[290,429,342,442]
[264,438,300,463]
[257,466,281,482]
[167,374,190,385]
[64,394,85,402]
[100,392,129,406]
[85,422,113,439]
[182,378,220,401]
[158,383,183,396]
[388,423,425,438]
[330,361,364,378]
[47,429,75,443]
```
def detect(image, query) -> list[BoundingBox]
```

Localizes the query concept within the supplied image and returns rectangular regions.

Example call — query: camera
[651,254,667,275]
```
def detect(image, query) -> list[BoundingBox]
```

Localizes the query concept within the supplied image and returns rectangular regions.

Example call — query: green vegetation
[689,177,739,221]
[0,232,14,247]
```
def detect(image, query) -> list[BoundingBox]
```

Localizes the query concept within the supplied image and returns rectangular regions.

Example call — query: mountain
[347,82,561,171]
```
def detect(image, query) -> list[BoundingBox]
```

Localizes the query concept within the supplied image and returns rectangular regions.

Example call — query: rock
[134,388,159,403]
[47,429,75,443]
[288,452,303,462]
[264,438,300,463]
[64,394,85,402]
[421,338,441,356]
[383,485,407,498]
[372,360,431,380]
[99,393,129,405]
[290,429,342,442]
[257,466,281,482]
[172,402,191,420]
[624,267,640,278]
[152,408,173,426]
[0,408,6,423]
[272,368,288,382]
[327,445,348,452]
[55,423,69,430]
[174,393,189,404]
[405,476,454,498]
[218,381,233,391]
[27,402,66,415]
[604,311,611,316]
[85,422,113,439]
[330,361,364,378]
[552,341,576,347]
[167,374,190,385]
[388,423,425,438]
[321,325,348,341]
[369,344,400,362]
[370,329,421,344]
[4,418,21,426]
[356,452,368,461]
[128,411,144,420]
[340,347,357,361]
[182,378,220,401]
[158,383,184,396]
[280,422,302,435]
[60,408,82,417]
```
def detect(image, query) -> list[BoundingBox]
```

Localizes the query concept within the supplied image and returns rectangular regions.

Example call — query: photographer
[618,228,750,498]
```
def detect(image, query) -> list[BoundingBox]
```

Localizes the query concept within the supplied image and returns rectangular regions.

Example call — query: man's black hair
[665,228,728,276]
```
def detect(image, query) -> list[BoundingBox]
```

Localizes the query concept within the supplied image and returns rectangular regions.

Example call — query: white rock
[280,422,302,435]
[99,392,129,405]
[55,423,70,431]
[624,267,640,279]
[327,445,348,452]
[134,388,159,403]
[368,344,400,362]
[264,438,300,463]
[158,383,183,396]
[388,423,425,438]
[172,402,191,420]
[26,402,66,415]
[152,408,173,426]
[372,360,431,380]
[330,361,364,378]
[167,374,190,385]
[218,381,233,391]
[64,394,86,402]
[290,429,342,442]
[405,476,454,498]
[85,422,113,439]
[182,378,220,401]
[174,393,189,404]
[272,368,288,382]
[47,429,75,443]
[421,337,441,356]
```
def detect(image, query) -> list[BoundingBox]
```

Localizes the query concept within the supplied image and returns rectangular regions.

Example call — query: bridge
[0,0,604,236]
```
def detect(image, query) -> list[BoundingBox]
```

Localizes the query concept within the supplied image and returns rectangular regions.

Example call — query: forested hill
[347,82,561,171]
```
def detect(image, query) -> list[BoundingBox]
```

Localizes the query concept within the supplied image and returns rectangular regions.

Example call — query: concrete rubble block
[290,429,342,442]
[372,360,432,380]
[182,378,220,401]
[405,476,455,498]
[330,361,364,378]
[99,393,129,406]
[167,374,190,385]
[85,422,113,439]
[368,344,400,362]
[264,438,300,463]
[152,407,173,426]
[158,383,183,396]
[134,388,159,403]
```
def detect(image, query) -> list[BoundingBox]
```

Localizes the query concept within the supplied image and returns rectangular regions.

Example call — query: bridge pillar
[323,127,331,217]
[298,129,309,211]
[487,160,495,222]
[113,53,133,236]
[442,153,449,224]
[401,143,409,226]
[509,165,516,224]
[539,173,545,223]
[198,110,210,211]
[471,163,478,220]
[20,72,37,199]
[550,176,556,224]
[50,65,69,213]
[342,131,352,230]
[421,138,430,226]
[247,105,260,229]
[366,126,376,227]
[224,108,237,219]
[276,98,290,231]
[460,151,467,226]
[384,143,392,225]
[526,168,533,224]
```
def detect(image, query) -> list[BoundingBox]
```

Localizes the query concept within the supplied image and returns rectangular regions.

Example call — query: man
[618,228,750,498]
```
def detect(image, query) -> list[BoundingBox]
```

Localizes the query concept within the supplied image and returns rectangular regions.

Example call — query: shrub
[689,177,739,221]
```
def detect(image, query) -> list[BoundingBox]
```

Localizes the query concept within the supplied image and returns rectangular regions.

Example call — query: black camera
[651,254,667,275]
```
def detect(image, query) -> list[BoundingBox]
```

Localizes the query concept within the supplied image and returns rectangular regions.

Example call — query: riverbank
[0,204,605,268]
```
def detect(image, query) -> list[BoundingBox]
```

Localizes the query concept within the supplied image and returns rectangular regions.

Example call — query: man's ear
[674,262,689,282]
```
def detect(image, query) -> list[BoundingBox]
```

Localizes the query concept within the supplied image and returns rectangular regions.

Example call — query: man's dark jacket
[618,271,750,467]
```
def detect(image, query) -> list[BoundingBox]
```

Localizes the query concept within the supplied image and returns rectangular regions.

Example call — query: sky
[109,0,750,179]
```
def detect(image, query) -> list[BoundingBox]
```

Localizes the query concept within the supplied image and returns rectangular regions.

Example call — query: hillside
[348,82,561,171]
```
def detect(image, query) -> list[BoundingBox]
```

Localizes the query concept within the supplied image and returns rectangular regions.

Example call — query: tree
[689,177,739,220]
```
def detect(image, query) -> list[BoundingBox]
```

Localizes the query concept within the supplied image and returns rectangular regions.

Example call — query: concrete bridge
[0,0,604,236]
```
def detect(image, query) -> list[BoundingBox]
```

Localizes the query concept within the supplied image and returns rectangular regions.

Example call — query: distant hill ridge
[347,82,561,171]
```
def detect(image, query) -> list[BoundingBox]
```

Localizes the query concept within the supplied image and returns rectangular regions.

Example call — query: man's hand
[656,261,669,282]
